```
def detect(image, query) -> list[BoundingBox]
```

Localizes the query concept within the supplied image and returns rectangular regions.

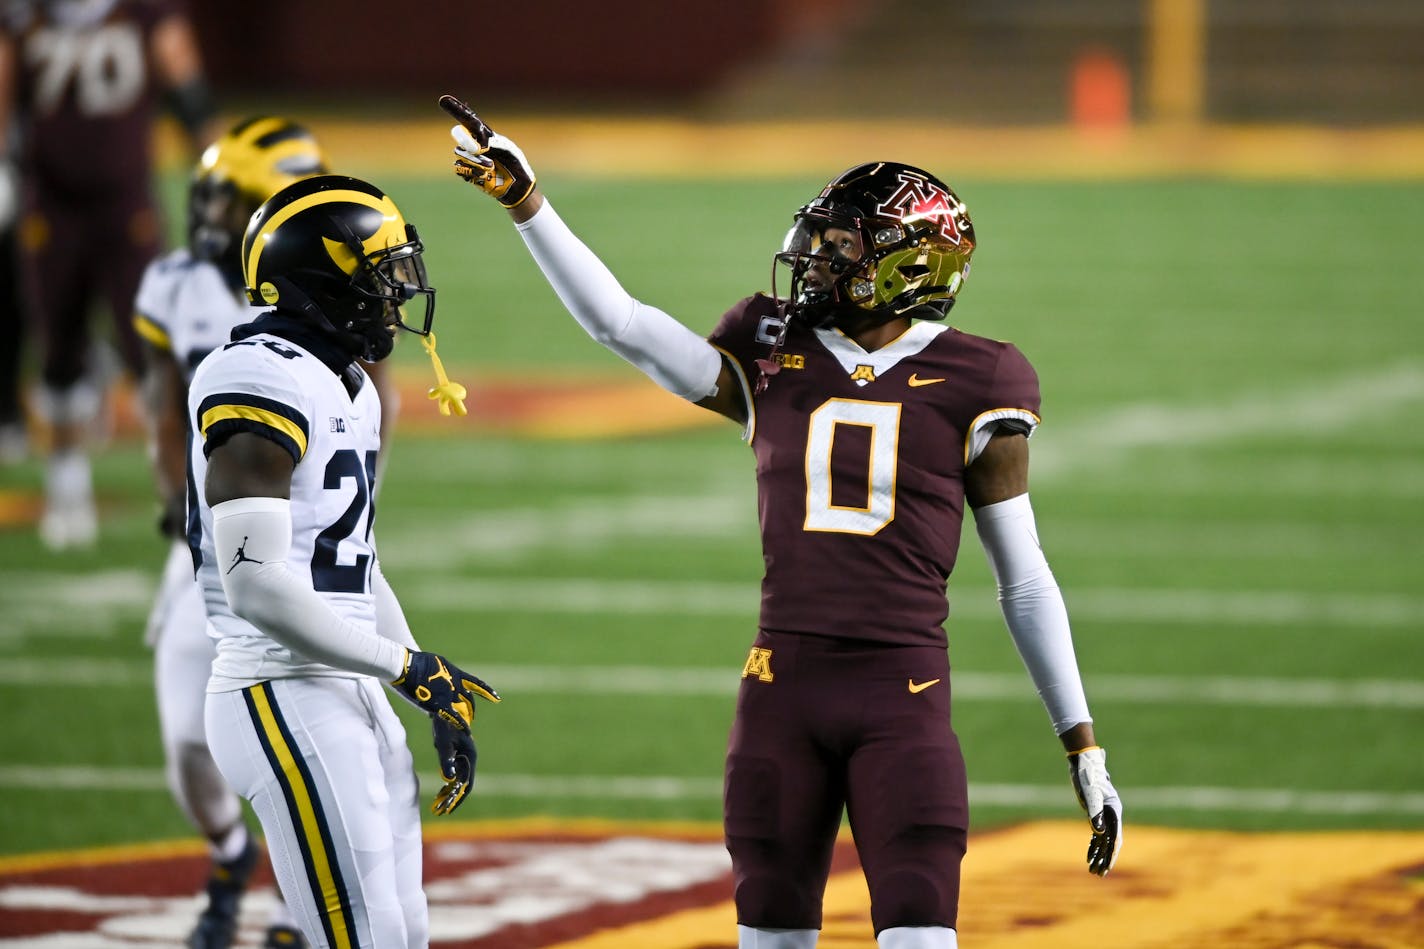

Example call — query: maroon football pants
[19,190,157,389]
[724,629,968,935]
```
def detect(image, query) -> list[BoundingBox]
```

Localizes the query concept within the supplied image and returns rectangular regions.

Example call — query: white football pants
[205,676,427,949]
[151,541,243,838]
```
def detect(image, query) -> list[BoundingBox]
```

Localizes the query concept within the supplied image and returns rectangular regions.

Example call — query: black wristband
[165,77,217,140]
[158,496,187,540]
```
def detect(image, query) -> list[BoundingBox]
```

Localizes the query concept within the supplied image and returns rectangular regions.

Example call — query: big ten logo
[775,353,805,370]
[329,417,347,433]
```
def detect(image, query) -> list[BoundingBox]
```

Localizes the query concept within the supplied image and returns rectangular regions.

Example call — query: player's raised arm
[438,94,747,423]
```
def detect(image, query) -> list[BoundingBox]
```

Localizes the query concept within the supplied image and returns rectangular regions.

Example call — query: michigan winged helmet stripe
[243,683,357,949]
[243,189,407,291]
[195,391,309,461]
[195,116,329,203]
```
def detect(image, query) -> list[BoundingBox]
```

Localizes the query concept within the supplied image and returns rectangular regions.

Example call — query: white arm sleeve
[213,497,407,680]
[514,201,722,402]
[371,563,418,652]
[973,493,1093,734]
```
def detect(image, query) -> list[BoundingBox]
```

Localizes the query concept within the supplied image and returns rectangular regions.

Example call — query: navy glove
[391,650,499,815]
[391,649,499,727]
[430,714,476,815]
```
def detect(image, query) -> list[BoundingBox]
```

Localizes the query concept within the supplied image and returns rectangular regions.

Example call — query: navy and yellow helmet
[242,175,435,362]
[189,116,329,269]
[775,161,975,330]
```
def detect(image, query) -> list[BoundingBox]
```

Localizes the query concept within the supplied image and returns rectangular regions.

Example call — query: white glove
[1067,745,1124,875]
[439,94,537,209]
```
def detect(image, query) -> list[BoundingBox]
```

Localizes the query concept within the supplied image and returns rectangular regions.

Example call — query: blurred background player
[443,97,1123,949]
[190,172,490,947]
[0,153,22,462]
[133,116,340,949]
[0,0,220,547]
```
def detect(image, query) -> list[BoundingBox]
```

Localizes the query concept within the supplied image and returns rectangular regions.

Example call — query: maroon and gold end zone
[2,819,1422,948]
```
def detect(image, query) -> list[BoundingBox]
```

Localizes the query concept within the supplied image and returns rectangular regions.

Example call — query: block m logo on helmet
[877,172,965,246]
[319,197,409,277]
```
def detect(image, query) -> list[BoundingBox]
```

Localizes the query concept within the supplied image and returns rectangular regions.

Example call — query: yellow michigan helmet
[241,174,434,362]
[189,116,329,268]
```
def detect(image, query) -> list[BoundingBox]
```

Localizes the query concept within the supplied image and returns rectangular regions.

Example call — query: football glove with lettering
[430,714,476,816]
[392,650,499,815]
[438,94,537,208]
[1067,745,1124,875]
[392,649,500,728]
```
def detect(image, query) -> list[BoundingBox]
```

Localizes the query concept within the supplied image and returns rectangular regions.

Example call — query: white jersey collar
[813,321,950,387]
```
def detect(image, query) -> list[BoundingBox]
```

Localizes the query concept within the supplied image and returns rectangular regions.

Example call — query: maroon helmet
[774,161,975,330]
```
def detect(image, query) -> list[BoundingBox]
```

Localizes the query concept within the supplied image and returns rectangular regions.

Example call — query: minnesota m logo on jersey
[742,647,775,683]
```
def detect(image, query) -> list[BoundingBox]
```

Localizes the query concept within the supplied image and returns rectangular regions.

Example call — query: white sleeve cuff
[515,202,722,402]
[212,497,407,680]
[973,493,1092,733]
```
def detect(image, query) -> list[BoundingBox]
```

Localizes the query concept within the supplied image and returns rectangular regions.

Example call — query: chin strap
[420,332,467,417]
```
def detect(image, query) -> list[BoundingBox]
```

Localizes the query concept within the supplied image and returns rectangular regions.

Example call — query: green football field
[0,172,1421,860]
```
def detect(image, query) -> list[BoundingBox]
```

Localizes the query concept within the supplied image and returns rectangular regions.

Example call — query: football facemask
[773,211,878,329]
[316,220,436,364]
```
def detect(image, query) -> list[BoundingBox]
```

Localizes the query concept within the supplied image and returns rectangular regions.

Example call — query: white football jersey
[187,331,384,690]
[134,248,266,382]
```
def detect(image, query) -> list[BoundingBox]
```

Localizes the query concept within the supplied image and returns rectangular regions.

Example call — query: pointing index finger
[438,94,491,147]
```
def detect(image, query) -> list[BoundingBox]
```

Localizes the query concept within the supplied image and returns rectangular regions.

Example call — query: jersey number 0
[803,398,902,536]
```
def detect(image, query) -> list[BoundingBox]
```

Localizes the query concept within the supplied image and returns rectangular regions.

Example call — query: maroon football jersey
[709,294,1041,647]
[5,0,181,198]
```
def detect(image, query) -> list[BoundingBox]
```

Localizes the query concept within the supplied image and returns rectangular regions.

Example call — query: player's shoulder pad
[709,293,779,344]
[189,335,316,462]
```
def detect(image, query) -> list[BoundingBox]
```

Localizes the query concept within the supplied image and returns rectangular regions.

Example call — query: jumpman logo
[226,536,264,574]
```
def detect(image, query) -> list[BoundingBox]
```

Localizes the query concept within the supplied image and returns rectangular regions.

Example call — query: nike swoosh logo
[908,374,945,387]
[908,678,942,694]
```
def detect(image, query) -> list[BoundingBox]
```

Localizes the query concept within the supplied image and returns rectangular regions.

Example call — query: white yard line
[4,572,1419,634]
[400,577,1424,629]
[0,570,155,645]
[2,765,1421,816]
[375,493,753,568]
[375,364,1424,564]
[1029,362,1424,478]
[3,658,1421,708]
